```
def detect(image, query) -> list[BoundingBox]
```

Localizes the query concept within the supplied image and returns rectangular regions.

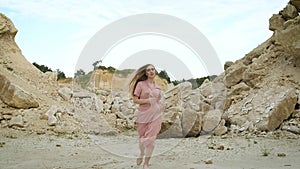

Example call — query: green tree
[92,60,103,70]
[172,80,180,86]
[32,62,52,73]
[157,70,171,83]
[56,69,66,80]
[107,66,116,73]
[74,69,86,78]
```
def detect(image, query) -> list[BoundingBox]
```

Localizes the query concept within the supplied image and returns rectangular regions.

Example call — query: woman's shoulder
[137,80,147,86]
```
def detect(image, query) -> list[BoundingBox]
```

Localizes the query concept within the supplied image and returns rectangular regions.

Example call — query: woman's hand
[148,97,158,104]
[133,96,158,105]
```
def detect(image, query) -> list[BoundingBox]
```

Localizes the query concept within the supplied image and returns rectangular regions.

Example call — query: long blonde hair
[129,64,154,96]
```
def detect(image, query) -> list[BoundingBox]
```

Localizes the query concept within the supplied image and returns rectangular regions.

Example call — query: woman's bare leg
[137,123,147,165]
[137,141,145,165]
[143,144,155,168]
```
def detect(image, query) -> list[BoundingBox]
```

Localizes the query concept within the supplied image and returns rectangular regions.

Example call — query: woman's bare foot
[136,157,143,166]
[143,164,149,169]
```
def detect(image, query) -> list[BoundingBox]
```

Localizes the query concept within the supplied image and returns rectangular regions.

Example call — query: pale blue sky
[0,0,289,78]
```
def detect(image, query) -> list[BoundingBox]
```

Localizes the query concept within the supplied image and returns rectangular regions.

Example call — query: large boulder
[158,108,183,138]
[269,14,285,31]
[202,109,222,132]
[256,87,297,131]
[290,0,300,11]
[181,108,202,137]
[225,62,248,88]
[224,85,297,131]
[280,4,299,20]
[0,74,39,109]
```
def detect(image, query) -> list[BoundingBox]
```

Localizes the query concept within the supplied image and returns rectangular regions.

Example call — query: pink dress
[134,80,163,148]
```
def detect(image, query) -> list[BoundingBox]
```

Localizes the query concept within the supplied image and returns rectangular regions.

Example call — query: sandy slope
[0,129,299,169]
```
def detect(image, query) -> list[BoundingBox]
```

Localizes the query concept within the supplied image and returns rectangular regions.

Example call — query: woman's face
[145,65,156,79]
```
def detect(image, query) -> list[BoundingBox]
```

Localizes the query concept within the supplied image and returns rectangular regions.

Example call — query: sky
[0,0,289,79]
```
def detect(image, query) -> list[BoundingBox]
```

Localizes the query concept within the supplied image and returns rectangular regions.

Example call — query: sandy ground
[0,129,300,169]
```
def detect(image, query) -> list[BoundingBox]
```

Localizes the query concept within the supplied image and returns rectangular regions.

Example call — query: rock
[0,74,39,109]
[226,86,297,132]
[199,79,212,97]
[274,16,300,58]
[44,105,58,126]
[291,0,300,11]
[256,88,297,131]
[224,61,234,70]
[282,130,299,139]
[164,81,193,109]
[281,4,299,20]
[92,94,103,112]
[65,106,75,116]
[115,111,127,120]
[213,119,228,136]
[227,82,250,97]
[184,100,200,111]
[213,125,228,136]
[282,125,300,134]
[36,129,46,135]
[204,159,213,164]
[178,81,193,92]
[292,110,300,118]
[189,91,202,105]
[95,89,110,96]
[242,68,266,87]
[200,101,213,112]
[3,114,12,120]
[277,153,286,157]
[58,87,72,100]
[225,63,248,88]
[159,114,183,138]
[239,121,253,132]
[0,13,18,36]
[9,115,24,127]
[181,108,202,137]
[202,109,222,132]
[179,82,193,100]
[44,71,57,81]
[48,115,57,126]
[45,105,57,117]
[269,14,285,31]
[198,80,226,111]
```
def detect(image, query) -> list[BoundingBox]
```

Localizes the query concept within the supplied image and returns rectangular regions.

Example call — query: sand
[0,129,299,169]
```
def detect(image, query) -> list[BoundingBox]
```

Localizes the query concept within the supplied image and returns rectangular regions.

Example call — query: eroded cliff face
[0,13,116,135]
[87,69,168,92]
[0,1,299,137]
[0,13,60,108]
[219,1,300,134]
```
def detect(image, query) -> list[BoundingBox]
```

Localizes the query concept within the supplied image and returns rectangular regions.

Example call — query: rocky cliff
[0,13,116,135]
[221,0,300,135]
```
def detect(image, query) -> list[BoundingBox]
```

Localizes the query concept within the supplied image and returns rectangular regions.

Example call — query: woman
[129,64,165,169]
